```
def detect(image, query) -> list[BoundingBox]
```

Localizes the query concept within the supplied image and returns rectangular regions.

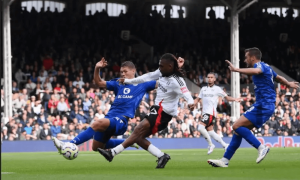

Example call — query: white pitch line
[1,172,15,174]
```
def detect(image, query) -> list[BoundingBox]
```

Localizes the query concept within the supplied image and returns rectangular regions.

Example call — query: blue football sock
[224,134,242,160]
[105,139,125,149]
[70,127,95,145]
[235,126,261,149]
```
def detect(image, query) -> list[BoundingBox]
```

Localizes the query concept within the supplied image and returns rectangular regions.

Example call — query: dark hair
[245,47,262,60]
[121,61,135,69]
[160,53,185,77]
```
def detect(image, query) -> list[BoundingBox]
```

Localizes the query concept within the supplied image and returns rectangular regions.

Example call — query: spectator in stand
[50,120,61,138]
[43,55,54,71]
[57,96,69,116]
[48,94,58,115]
[73,76,85,89]
[40,123,51,140]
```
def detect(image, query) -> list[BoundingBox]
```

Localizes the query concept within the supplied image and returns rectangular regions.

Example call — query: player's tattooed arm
[225,60,262,75]
[94,58,107,88]
[275,75,299,89]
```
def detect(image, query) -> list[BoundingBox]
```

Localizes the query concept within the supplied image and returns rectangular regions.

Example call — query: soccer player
[194,72,242,155]
[97,53,195,168]
[207,47,299,167]
[52,58,157,153]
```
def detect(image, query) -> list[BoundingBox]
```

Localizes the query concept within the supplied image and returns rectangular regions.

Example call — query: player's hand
[287,81,299,89]
[225,60,238,72]
[188,104,195,111]
[95,58,108,69]
[235,98,243,103]
[177,57,185,68]
[117,78,125,85]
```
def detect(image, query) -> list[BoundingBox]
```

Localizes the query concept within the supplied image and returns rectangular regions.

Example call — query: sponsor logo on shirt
[203,94,214,97]
[180,87,188,93]
[117,95,133,99]
[158,84,167,93]
[123,88,131,94]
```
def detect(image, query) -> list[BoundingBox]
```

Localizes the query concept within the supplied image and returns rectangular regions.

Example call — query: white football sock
[208,130,227,147]
[198,124,213,146]
[258,144,265,151]
[111,144,124,156]
[221,157,229,164]
[147,144,164,158]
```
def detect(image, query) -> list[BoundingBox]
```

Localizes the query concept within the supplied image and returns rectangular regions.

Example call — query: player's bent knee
[232,123,240,130]
[91,118,110,131]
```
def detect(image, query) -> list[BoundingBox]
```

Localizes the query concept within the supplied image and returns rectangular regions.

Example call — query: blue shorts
[243,103,275,128]
[93,115,128,143]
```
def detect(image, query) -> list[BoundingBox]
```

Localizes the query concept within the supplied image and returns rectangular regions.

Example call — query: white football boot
[52,137,65,154]
[207,144,215,155]
[256,146,270,164]
[207,159,229,167]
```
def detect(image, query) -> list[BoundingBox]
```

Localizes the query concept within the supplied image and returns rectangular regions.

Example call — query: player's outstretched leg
[105,139,139,149]
[198,124,215,154]
[207,129,228,151]
[207,133,242,168]
[52,137,65,154]
[234,126,270,163]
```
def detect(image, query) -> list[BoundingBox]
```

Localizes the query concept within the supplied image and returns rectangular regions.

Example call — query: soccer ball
[61,142,79,160]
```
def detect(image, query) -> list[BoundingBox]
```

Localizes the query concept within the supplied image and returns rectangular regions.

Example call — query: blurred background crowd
[1,1,300,141]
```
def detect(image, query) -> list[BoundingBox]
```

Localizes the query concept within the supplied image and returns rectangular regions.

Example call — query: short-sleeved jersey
[253,62,277,104]
[198,85,227,116]
[105,78,156,119]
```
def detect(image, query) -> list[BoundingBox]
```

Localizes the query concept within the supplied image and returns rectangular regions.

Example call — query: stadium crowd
[1,4,300,141]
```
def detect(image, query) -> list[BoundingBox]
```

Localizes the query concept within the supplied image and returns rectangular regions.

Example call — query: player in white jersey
[194,73,242,155]
[97,53,194,168]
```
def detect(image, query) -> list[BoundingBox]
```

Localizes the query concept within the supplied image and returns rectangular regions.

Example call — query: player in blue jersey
[208,47,299,167]
[52,58,157,154]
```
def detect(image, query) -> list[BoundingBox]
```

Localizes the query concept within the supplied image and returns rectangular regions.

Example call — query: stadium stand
[1,1,300,141]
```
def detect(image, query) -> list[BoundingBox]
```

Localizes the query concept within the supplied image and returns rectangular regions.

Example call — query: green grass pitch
[2,148,300,180]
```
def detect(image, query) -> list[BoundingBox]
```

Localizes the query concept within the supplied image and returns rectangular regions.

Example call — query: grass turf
[2,148,300,180]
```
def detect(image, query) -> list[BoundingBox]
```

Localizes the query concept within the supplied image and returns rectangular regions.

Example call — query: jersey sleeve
[143,80,156,91]
[174,78,194,104]
[254,62,265,73]
[217,87,227,98]
[124,69,161,84]
[198,88,203,99]
[106,80,119,91]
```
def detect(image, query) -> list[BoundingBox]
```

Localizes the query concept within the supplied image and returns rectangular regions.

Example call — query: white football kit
[198,85,227,117]
[125,69,194,116]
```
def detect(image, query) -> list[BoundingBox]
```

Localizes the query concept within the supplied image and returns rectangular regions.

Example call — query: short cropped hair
[121,61,135,69]
[245,47,262,60]
[207,72,215,76]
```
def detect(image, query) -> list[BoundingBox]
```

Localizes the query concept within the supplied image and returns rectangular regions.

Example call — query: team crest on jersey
[123,88,131,94]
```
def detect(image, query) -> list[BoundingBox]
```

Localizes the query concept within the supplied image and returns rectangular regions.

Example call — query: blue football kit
[70,78,156,147]
[94,79,156,143]
[243,62,277,128]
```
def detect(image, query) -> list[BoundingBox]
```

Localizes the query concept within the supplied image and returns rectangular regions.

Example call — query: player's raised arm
[121,69,161,84]
[93,58,107,88]
[225,60,262,75]
[275,75,299,89]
